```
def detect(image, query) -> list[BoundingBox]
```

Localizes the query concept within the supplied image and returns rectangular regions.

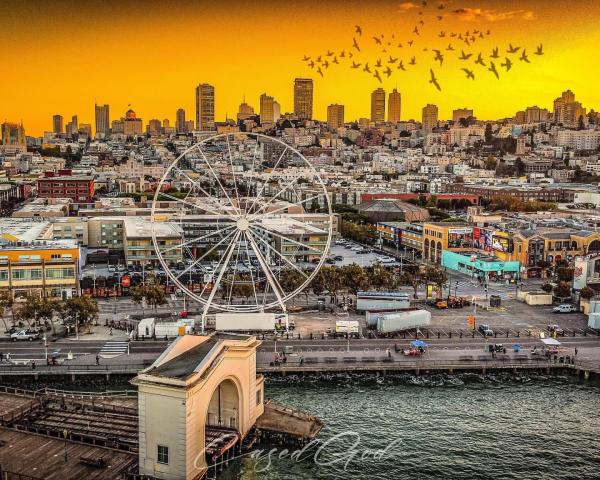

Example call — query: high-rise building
[524,106,550,123]
[94,104,110,138]
[327,104,345,129]
[147,119,162,136]
[195,83,215,131]
[388,89,401,123]
[162,119,170,128]
[294,78,313,120]
[66,115,78,137]
[260,93,275,124]
[273,101,281,122]
[371,88,386,123]
[452,108,473,123]
[422,104,439,130]
[237,100,255,121]
[78,124,92,138]
[176,108,186,133]
[1,122,25,145]
[52,115,63,134]
[553,90,586,126]
[120,109,143,136]
[185,120,195,132]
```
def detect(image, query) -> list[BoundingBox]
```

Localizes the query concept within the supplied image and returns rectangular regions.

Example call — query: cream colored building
[133,333,264,480]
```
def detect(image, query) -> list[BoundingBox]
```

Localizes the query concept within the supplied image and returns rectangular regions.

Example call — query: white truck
[376,310,431,334]
[334,320,361,338]
[356,291,410,311]
[137,317,156,338]
[214,313,292,332]
[154,319,194,338]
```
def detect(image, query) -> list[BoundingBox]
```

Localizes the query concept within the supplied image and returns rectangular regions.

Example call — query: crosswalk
[451,279,519,298]
[99,341,128,358]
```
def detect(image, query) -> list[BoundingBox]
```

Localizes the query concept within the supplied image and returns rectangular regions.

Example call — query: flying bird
[507,43,520,54]
[332,57,339,64]
[409,56,416,65]
[486,29,491,35]
[316,55,322,63]
[408,40,414,46]
[475,53,486,66]
[323,60,329,68]
[450,32,457,37]
[388,55,398,64]
[398,60,406,71]
[353,37,361,51]
[461,68,475,80]
[373,36,382,45]
[349,52,354,58]
[363,63,371,73]
[439,31,446,38]
[446,43,455,51]
[351,61,361,69]
[535,44,544,55]
[397,42,403,48]
[419,20,425,26]
[375,58,382,68]
[384,66,393,77]
[490,47,499,59]
[302,55,310,61]
[355,25,362,36]
[317,67,323,77]
[437,15,443,21]
[340,50,346,58]
[488,61,500,79]
[501,57,513,71]
[308,61,315,68]
[433,49,444,65]
[429,69,441,91]
[326,50,334,57]
[438,3,445,9]
[520,49,530,63]
[413,26,420,35]
[459,50,472,60]
[374,70,382,83]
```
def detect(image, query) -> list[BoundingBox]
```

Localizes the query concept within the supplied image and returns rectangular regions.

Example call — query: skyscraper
[52,114,63,134]
[65,115,78,137]
[327,104,345,129]
[176,108,186,133]
[388,89,401,123]
[273,101,281,122]
[94,104,110,138]
[452,108,473,123]
[294,78,313,120]
[260,93,275,124]
[195,83,215,131]
[237,100,255,121]
[371,88,386,123]
[553,90,585,126]
[422,104,439,130]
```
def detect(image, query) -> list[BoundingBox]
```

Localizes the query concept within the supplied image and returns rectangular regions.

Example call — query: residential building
[452,108,473,123]
[37,170,95,203]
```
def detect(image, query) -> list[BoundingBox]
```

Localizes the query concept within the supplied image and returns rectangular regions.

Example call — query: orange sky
[1,0,599,135]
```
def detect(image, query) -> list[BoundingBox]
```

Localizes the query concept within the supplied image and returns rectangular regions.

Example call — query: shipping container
[376,310,431,334]
[215,312,279,331]
[356,291,411,311]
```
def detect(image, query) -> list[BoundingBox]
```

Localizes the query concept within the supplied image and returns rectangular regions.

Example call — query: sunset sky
[1,0,599,135]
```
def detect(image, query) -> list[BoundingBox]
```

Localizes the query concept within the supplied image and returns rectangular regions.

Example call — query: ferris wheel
[150,132,333,316]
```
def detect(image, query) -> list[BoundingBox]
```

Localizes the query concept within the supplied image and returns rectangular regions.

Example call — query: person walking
[31,360,35,370]
[95,354,100,366]
[575,347,578,356]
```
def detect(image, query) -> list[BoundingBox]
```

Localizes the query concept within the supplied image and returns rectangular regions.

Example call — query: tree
[310,271,326,297]
[321,266,342,302]
[279,269,305,304]
[484,123,493,143]
[541,283,553,293]
[369,266,396,291]
[63,296,99,335]
[37,298,62,334]
[15,294,41,328]
[423,266,448,296]
[0,291,13,332]
[342,264,370,296]
[553,281,572,300]
[580,287,596,300]
[484,157,497,170]
[514,157,526,176]
[400,271,423,299]
[556,266,574,282]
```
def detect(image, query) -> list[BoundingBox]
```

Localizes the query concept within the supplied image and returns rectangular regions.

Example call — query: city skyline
[1,0,599,134]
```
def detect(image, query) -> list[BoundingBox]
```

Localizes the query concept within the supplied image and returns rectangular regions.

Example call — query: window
[157,445,169,465]
[256,389,262,406]
[0,270,8,281]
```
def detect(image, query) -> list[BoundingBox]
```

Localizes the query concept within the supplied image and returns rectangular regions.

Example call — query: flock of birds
[301,1,544,91]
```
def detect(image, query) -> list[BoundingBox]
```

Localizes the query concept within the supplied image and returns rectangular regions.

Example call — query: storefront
[441,250,522,282]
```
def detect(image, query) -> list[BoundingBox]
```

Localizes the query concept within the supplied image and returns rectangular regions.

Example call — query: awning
[411,340,427,348]
[541,338,561,346]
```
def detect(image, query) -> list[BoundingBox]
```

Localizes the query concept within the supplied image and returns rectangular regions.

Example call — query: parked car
[547,324,565,335]
[478,324,494,336]
[552,304,577,314]
[11,330,39,342]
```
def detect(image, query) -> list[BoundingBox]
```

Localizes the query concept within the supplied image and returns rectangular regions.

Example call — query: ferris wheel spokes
[174,228,237,280]
[159,223,236,256]
[246,145,289,215]
[248,230,309,279]
[195,144,243,217]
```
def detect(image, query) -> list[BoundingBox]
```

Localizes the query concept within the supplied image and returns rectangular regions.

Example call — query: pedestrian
[387,348,392,358]
[6,352,10,362]
[0,352,3,362]
[95,354,100,366]
[109,327,113,336]
[31,360,35,370]
[575,347,578,356]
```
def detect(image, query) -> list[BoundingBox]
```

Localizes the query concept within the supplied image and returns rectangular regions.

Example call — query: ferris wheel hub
[236,217,250,231]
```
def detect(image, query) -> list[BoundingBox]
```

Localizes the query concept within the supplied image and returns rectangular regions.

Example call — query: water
[223,373,600,480]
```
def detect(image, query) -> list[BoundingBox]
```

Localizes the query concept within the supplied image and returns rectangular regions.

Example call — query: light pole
[43,334,47,362]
